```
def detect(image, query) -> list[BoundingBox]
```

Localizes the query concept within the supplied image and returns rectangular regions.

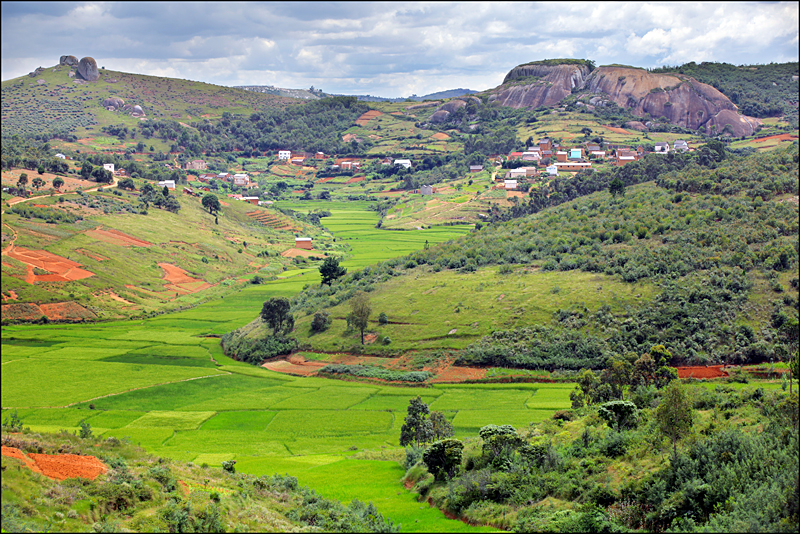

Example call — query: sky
[1,1,798,97]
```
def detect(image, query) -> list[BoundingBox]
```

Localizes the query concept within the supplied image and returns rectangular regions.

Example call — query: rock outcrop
[489,61,592,109]
[59,55,79,67]
[584,66,760,136]
[486,60,761,136]
[77,57,99,81]
[427,97,481,124]
[103,97,125,110]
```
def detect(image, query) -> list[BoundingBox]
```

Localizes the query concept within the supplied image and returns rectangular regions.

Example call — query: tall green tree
[609,176,625,197]
[16,173,28,189]
[399,396,432,447]
[260,297,294,336]
[31,176,45,191]
[348,291,371,345]
[52,176,64,190]
[202,193,221,215]
[319,256,347,286]
[423,438,463,481]
[656,381,694,460]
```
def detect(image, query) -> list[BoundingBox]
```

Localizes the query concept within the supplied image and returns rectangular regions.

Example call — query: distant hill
[321,88,478,103]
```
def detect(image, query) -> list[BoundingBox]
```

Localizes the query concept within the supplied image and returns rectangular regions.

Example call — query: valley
[2,55,798,532]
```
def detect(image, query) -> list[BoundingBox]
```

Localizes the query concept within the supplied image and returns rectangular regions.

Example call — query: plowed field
[676,365,728,379]
[1,446,107,480]
[5,247,95,283]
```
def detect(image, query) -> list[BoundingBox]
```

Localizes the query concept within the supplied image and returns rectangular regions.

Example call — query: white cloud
[1,1,797,96]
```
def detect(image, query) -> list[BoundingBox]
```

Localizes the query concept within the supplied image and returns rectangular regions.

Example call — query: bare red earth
[676,365,728,379]
[1,446,107,480]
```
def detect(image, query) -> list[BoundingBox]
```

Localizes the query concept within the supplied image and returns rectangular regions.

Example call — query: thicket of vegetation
[320,364,432,382]
[0,430,398,532]
[401,376,799,532]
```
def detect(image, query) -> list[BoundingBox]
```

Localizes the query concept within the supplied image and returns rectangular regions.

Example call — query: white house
[394,159,412,169]
[420,185,434,195]
[546,164,558,176]
[507,168,527,179]
[233,173,250,186]
[503,179,518,190]
[278,150,291,160]
[103,163,115,173]
[158,180,176,190]
[654,142,670,153]
[55,153,66,159]
[674,140,689,152]
[258,200,274,206]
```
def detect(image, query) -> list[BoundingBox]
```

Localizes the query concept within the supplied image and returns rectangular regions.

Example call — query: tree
[202,193,221,215]
[348,291,371,345]
[260,297,294,336]
[31,176,45,191]
[52,176,64,190]
[319,256,347,286]
[37,165,45,175]
[609,176,625,197]
[423,438,463,481]
[80,162,93,179]
[400,397,433,447]
[163,185,170,197]
[310,310,331,332]
[117,177,135,190]
[92,167,113,183]
[656,381,694,460]
[429,411,454,441]
[581,127,593,137]
[598,400,639,430]
[16,173,28,189]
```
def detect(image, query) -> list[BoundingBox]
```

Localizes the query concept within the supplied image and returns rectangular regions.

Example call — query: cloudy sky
[2,2,797,97]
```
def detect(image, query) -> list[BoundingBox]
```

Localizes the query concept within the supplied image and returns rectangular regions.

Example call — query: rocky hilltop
[585,66,760,136]
[488,60,593,109]
[486,59,761,136]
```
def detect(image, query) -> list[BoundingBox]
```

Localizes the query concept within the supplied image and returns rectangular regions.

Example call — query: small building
[185,159,207,170]
[290,156,306,166]
[507,168,527,179]
[295,237,313,250]
[521,152,540,162]
[420,184,434,195]
[556,151,568,162]
[55,153,66,159]
[278,150,291,160]
[585,143,601,152]
[503,179,518,190]
[217,172,231,181]
[394,159,412,169]
[380,157,392,165]
[546,164,558,176]
[507,151,523,161]
[158,180,176,190]
[554,162,592,172]
[569,148,583,160]
[242,196,259,205]
[103,163,115,173]
[469,165,483,173]
[258,200,274,206]
[654,142,669,153]
[674,140,689,152]
[314,151,326,160]
[197,173,216,182]
[233,173,250,186]
[590,151,607,159]
[538,138,552,151]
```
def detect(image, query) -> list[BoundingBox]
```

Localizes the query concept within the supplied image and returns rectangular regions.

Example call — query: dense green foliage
[403,384,798,533]
[220,329,297,365]
[319,364,432,383]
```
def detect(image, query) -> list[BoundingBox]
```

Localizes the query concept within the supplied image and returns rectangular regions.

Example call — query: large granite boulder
[439,100,467,114]
[429,110,451,123]
[60,55,79,66]
[77,57,100,81]
[103,97,125,110]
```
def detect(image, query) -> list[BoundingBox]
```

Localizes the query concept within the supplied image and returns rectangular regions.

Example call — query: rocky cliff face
[486,61,761,136]
[584,67,760,136]
[488,63,592,110]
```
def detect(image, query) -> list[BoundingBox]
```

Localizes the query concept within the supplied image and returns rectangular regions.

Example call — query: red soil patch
[345,176,365,184]
[363,333,379,345]
[85,227,153,247]
[506,190,526,198]
[75,248,108,261]
[1,446,107,480]
[430,366,486,383]
[342,133,358,142]
[280,248,325,258]
[753,133,798,143]
[2,290,19,302]
[261,357,325,376]
[29,453,107,480]
[603,125,630,134]
[316,176,336,183]
[431,132,451,140]
[676,365,728,379]
[5,246,94,283]
[39,301,98,321]
[355,110,384,126]
[158,263,211,293]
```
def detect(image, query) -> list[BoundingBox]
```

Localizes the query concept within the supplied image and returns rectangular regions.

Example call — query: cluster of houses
[196,172,251,187]
[498,137,691,188]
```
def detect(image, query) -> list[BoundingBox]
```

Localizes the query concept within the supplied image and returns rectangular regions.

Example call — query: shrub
[221,460,236,473]
[378,312,389,324]
[310,310,331,332]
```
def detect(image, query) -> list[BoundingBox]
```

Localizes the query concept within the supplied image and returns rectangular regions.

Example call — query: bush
[310,310,331,333]
[378,312,389,324]
[221,460,236,473]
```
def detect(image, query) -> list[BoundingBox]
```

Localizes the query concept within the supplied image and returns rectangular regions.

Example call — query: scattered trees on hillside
[16,173,28,189]
[31,176,45,191]
[52,176,64,190]
[400,396,454,449]
[656,381,694,460]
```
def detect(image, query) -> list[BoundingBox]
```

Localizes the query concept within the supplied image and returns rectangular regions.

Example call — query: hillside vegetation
[1,429,398,532]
